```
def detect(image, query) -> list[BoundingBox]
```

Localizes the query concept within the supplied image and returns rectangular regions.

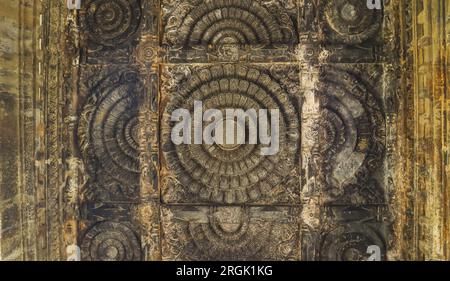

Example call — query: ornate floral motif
[136,41,158,65]
[80,0,143,63]
[70,0,392,262]
[323,0,382,44]
[319,225,386,261]
[161,64,300,204]
[163,0,298,46]
[315,67,385,201]
[161,206,300,260]
[85,0,142,47]
[81,221,141,261]
[78,70,144,200]
[188,207,270,259]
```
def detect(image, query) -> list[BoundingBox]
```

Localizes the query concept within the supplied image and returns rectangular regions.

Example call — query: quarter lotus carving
[81,221,142,261]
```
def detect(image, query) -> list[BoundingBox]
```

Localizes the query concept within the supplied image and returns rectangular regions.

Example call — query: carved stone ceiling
[1,0,449,261]
[70,0,391,261]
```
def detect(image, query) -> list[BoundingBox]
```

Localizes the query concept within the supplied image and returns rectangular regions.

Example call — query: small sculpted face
[213,207,243,234]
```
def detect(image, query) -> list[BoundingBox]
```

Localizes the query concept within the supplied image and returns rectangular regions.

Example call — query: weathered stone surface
[0,0,449,261]
[160,63,301,205]
[0,0,23,261]
[161,206,301,261]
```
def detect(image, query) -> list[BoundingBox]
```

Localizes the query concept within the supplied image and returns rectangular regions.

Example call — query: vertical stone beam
[384,0,403,260]
[0,0,45,261]
[19,0,41,261]
[299,67,321,261]
[445,0,450,260]
[297,1,321,258]
[397,0,418,260]
[135,0,161,261]
[0,0,23,260]
[411,0,448,260]
[429,0,447,260]
[61,5,81,261]
[42,1,61,260]
[41,0,67,260]
[137,69,161,260]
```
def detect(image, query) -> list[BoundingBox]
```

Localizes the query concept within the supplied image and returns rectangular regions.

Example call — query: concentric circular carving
[81,221,141,261]
[324,0,382,44]
[136,42,157,64]
[86,0,141,46]
[316,68,384,192]
[165,0,297,45]
[319,226,385,261]
[162,65,299,204]
[78,71,144,199]
[188,207,271,260]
